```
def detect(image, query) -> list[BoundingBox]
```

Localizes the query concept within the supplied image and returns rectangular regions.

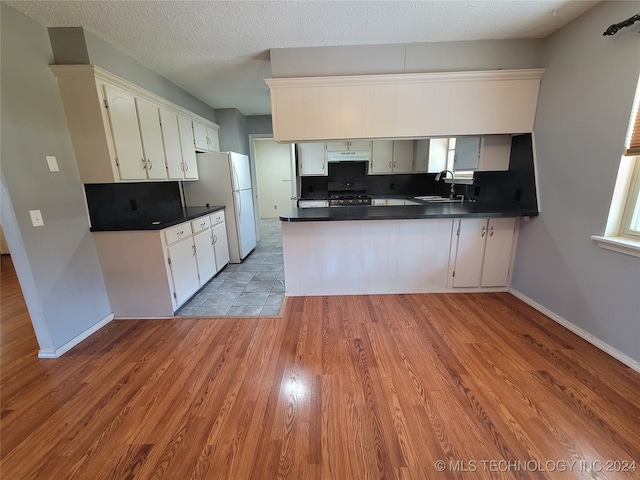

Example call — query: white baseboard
[509,289,640,373]
[38,313,114,359]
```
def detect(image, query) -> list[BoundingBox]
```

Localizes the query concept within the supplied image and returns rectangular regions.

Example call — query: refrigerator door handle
[236,190,241,218]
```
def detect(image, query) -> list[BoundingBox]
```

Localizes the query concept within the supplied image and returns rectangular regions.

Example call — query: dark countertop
[280,202,538,222]
[90,205,225,232]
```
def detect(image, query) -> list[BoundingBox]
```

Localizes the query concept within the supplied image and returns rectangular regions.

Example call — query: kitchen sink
[415,195,464,204]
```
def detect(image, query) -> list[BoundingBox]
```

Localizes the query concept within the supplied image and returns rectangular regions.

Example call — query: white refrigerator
[184,152,257,263]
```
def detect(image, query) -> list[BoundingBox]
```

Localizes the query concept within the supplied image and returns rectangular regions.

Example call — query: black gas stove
[327,181,372,206]
[328,193,372,206]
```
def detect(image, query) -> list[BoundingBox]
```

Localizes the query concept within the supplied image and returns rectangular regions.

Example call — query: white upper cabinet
[369,140,394,173]
[158,107,185,180]
[479,135,512,171]
[102,84,147,180]
[51,65,218,183]
[414,138,449,173]
[135,97,167,180]
[453,137,482,171]
[177,114,198,180]
[266,69,545,142]
[369,140,415,174]
[392,140,414,173]
[297,142,327,176]
[193,119,220,152]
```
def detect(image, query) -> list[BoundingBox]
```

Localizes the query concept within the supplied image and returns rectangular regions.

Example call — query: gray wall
[84,31,217,122]
[215,108,250,155]
[1,5,112,351]
[271,39,544,77]
[246,115,273,136]
[512,1,640,362]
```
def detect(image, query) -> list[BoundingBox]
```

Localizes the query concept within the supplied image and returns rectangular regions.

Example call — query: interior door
[254,138,294,217]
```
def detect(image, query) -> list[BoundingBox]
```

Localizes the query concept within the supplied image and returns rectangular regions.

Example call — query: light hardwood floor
[2,255,639,479]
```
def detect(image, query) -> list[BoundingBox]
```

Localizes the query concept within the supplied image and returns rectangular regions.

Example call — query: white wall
[1,4,112,353]
[512,1,640,362]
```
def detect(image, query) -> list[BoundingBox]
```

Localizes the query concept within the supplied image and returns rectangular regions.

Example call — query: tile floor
[176,218,284,317]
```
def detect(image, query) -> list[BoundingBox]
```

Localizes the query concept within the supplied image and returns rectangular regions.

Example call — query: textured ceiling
[6,0,600,115]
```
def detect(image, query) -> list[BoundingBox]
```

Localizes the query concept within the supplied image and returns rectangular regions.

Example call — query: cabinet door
[192,120,209,151]
[297,143,326,176]
[178,114,198,179]
[159,108,185,179]
[348,140,371,151]
[167,237,200,308]
[427,138,449,173]
[206,125,220,151]
[413,139,429,173]
[454,137,482,171]
[481,218,516,287]
[135,97,167,180]
[369,140,394,174]
[194,229,217,285]
[392,140,414,173]
[103,84,146,180]
[479,135,511,171]
[212,222,230,272]
[452,218,487,287]
[324,141,350,152]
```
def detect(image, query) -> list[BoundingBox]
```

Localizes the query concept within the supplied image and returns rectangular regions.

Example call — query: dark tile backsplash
[300,133,538,212]
[301,161,438,198]
[85,182,183,228]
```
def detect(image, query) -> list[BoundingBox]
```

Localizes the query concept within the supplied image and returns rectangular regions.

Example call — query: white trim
[509,289,640,373]
[265,68,546,88]
[591,235,640,258]
[38,313,114,359]
[50,64,219,130]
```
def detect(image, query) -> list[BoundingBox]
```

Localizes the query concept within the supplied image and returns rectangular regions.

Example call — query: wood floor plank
[2,256,640,479]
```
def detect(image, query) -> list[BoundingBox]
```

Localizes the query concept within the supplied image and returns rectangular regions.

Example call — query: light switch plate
[29,210,44,227]
[46,155,60,172]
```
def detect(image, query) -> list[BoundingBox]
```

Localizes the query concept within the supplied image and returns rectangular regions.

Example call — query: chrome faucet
[435,170,456,199]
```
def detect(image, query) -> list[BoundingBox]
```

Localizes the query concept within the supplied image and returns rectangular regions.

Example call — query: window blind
[626,78,640,155]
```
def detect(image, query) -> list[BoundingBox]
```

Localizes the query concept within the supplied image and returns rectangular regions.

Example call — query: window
[592,76,640,257]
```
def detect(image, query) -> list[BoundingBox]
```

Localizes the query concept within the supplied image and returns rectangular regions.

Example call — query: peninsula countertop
[90,205,225,232]
[279,202,538,222]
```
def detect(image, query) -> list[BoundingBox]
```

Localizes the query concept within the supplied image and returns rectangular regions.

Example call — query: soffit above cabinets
[266,69,545,143]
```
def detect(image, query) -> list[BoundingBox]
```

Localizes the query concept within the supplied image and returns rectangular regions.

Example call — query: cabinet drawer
[164,223,192,245]
[210,210,225,225]
[191,216,211,233]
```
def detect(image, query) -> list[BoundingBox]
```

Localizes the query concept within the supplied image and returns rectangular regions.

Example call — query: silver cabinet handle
[489,226,494,237]
[141,158,146,170]
[147,159,152,170]
[192,245,196,256]
[213,234,217,244]
[481,226,486,237]
[181,162,185,171]
[389,161,392,169]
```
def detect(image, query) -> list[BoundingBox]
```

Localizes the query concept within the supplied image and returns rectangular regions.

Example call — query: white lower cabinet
[92,211,229,317]
[212,221,230,270]
[298,200,329,208]
[167,237,200,307]
[449,217,517,288]
[193,229,217,285]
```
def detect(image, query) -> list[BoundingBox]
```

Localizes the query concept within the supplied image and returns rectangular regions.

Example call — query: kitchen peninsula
[280,199,535,296]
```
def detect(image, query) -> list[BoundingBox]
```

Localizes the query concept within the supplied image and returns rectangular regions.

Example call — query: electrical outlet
[29,210,44,227]
[45,156,60,172]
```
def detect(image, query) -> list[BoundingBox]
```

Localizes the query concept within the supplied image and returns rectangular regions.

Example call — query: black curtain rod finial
[603,13,640,36]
